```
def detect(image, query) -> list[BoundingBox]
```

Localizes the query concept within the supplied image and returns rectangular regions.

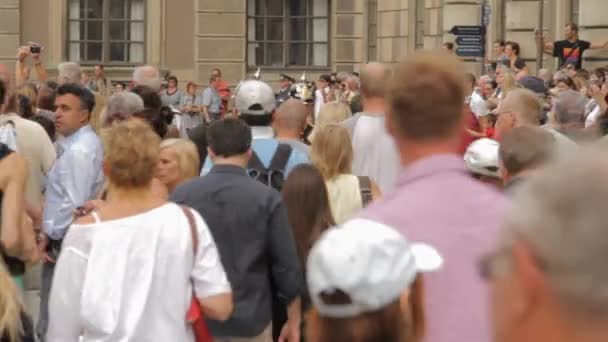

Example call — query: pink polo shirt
[361,154,509,342]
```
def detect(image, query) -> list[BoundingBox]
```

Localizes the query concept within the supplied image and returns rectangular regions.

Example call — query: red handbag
[181,206,214,342]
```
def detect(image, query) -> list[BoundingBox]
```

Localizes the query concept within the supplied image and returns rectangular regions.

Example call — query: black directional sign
[451,25,486,58]
[455,36,484,46]
[456,46,485,58]
[449,25,485,36]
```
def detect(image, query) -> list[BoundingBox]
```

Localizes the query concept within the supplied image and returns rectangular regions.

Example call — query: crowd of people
[1,20,608,342]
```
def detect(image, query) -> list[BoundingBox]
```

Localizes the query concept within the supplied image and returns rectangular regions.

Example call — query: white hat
[464,138,501,179]
[307,219,443,318]
[234,79,276,115]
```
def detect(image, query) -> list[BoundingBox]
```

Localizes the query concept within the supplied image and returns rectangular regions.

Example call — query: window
[367,0,377,61]
[247,0,329,67]
[68,0,145,64]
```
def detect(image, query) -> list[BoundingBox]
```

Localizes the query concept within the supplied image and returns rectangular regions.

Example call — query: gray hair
[502,148,608,318]
[101,92,144,127]
[132,65,161,92]
[553,90,586,125]
[336,71,351,83]
[479,75,493,85]
[57,62,82,85]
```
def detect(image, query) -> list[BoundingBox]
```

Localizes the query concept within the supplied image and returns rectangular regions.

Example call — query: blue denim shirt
[43,125,104,241]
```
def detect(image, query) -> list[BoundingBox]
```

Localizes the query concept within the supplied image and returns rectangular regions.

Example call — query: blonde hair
[310,124,353,180]
[100,119,161,188]
[0,262,24,342]
[309,102,352,142]
[16,86,36,107]
[502,71,519,98]
[159,138,200,180]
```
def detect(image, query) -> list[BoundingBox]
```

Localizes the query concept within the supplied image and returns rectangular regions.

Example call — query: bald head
[498,88,542,126]
[360,63,390,99]
[133,65,161,92]
[275,99,308,133]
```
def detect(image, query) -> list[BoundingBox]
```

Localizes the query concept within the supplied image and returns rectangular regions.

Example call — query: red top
[458,105,480,155]
[216,79,231,115]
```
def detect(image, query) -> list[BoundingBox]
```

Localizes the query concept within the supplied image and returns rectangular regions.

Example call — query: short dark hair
[96,64,104,70]
[209,75,219,84]
[29,115,55,142]
[505,41,521,55]
[319,74,331,83]
[131,85,162,110]
[167,76,178,84]
[0,79,5,107]
[56,83,96,113]
[133,108,168,138]
[566,22,579,33]
[207,118,252,158]
[443,42,454,51]
[495,40,506,47]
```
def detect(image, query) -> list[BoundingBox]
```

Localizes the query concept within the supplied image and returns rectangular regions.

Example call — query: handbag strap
[180,206,198,256]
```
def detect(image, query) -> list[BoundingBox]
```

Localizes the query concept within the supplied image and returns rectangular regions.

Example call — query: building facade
[0,0,606,89]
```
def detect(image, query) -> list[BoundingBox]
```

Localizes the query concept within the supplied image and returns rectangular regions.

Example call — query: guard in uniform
[275,73,294,106]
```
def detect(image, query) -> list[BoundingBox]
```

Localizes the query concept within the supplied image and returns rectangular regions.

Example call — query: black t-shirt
[507,57,526,71]
[553,39,591,70]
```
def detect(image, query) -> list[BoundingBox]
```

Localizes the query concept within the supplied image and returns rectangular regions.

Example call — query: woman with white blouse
[47,120,233,342]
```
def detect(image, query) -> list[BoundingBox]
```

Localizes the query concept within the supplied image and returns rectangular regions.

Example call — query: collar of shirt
[251,126,274,139]
[210,164,247,176]
[57,125,94,154]
[396,154,468,187]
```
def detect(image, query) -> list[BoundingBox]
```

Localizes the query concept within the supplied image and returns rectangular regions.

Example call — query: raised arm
[30,43,49,82]
[535,32,555,56]
[590,40,608,50]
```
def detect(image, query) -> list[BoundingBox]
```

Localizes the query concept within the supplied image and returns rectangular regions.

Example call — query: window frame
[246,0,331,70]
[66,0,147,66]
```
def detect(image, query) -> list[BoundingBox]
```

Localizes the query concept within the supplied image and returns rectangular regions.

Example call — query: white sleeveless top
[47,203,231,342]
[326,174,363,224]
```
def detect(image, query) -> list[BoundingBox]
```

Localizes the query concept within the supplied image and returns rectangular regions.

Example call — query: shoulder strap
[559,42,581,68]
[358,176,373,207]
[180,206,198,254]
[269,143,292,172]
[247,150,266,175]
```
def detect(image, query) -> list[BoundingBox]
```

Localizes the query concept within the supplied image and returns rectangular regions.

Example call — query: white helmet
[234,79,276,115]
[464,138,501,179]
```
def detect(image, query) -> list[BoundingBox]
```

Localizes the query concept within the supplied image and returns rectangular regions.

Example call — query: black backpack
[247,143,292,191]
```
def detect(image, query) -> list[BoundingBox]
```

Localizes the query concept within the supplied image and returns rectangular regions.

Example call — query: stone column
[333,0,365,72]
[0,0,20,71]
[194,0,246,86]
[423,0,443,50]
[578,0,608,70]
[377,0,410,64]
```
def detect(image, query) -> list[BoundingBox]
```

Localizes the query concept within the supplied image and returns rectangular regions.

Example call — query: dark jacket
[171,164,302,337]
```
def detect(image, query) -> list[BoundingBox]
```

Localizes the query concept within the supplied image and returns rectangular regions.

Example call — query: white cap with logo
[234,79,276,115]
[307,219,443,318]
[464,138,501,179]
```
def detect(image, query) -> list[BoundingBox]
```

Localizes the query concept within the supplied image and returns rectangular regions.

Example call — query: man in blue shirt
[37,83,104,341]
[201,79,309,188]
[202,75,222,122]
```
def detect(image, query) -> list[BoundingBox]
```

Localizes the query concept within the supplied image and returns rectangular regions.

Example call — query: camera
[30,45,41,54]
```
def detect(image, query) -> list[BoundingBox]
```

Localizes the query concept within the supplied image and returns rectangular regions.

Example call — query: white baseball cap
[464,138,501,179]
[234,79,276,115]
[307,219,443,318]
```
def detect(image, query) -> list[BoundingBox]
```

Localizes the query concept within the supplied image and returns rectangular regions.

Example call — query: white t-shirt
[342,113,400,194]
[585,105,602,128]
[47,203,231,342]
[470,91,489,118]
[314,89,326,122]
